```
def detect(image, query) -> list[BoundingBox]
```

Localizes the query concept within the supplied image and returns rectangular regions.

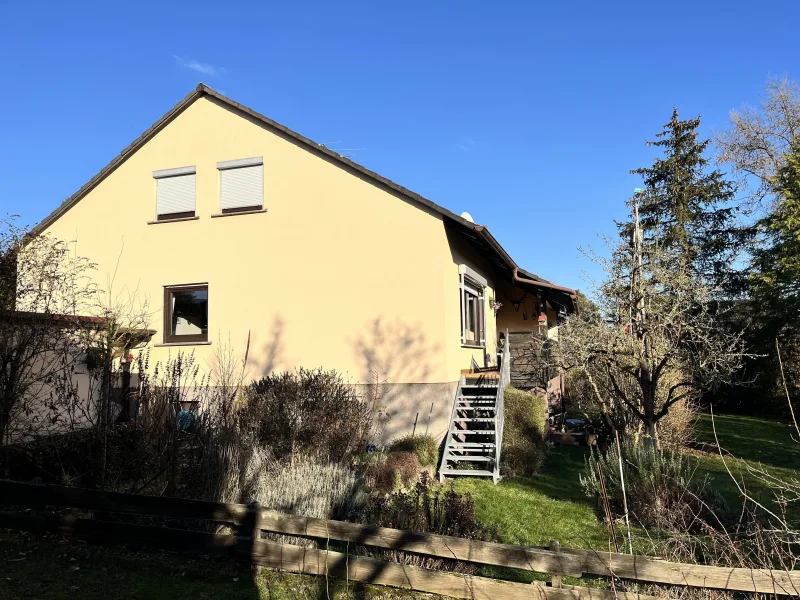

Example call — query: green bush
[581,439,728,531]
[389,434,440,466]
[501,387,548,477]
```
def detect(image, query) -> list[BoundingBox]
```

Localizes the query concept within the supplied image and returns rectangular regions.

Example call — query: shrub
[657,396,697,450]
[246,456,364,521]
[366,451,420,494]
[240,368,378,463]
[389,434,439,466]
[207,432,363,519]
[205,440,364,547]
[355,471,497,573]
[501,387,547,476]
[581,439,728,531]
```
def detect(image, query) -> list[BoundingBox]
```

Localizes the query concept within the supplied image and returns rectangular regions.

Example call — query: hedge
[501,387,548,477]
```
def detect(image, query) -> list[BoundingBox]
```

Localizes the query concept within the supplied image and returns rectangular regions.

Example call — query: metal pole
[424,402,433,437]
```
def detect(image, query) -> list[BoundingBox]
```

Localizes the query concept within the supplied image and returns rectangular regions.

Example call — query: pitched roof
[32,84,575,304]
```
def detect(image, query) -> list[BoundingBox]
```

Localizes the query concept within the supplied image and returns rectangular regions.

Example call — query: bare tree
[716,76,800,209]
[555,197,750,443]
[0,217,98,449]
[1,218,157,487]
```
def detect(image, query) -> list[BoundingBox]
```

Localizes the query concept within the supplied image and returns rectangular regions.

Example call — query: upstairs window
[164,284,208,344]
[218,157,264,213]
[153,166,196,220]
[459,265,486,348]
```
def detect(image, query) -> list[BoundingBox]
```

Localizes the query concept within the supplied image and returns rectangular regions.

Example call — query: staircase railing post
[493,329,510,483]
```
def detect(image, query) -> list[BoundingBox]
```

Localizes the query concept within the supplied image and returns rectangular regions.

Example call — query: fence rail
[2,479,799,598]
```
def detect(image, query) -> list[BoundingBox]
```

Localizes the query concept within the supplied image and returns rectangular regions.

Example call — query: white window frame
[459,265,487,348]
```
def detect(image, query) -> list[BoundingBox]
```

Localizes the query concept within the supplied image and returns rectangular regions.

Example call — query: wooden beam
[257,510,585,577]
[1,511,654,600]
[563,548,800,597]
[249,539,655,600]
[3,480,799,596]
[0,479,247,524]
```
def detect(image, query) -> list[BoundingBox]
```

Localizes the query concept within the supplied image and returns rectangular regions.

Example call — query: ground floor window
[164,284,208,343]
[460,267,486,347]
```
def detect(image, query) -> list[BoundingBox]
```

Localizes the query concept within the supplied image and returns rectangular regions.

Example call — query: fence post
[549,540,562,588]
[238,500,262,566]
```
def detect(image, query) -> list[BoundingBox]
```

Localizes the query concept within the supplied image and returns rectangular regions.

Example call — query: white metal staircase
[439,331,510,484]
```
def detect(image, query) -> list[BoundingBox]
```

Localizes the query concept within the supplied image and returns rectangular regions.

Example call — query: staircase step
[456,406,496,412]
[445,454,493,461]
[450,430,496,435]
[454,417,495,422]
[440,469,495,477]
[461,384,498,389]
[457,394,496,399]
[448,442,495,448]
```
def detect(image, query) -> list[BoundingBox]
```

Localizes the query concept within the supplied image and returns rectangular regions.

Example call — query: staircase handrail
[494,329,511,482]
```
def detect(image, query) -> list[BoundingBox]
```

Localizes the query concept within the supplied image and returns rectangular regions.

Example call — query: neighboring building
[30,84,576,444]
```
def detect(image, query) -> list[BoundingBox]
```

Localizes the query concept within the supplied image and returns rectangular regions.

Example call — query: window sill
[153,341,212,347]
[147,216,200,225]
[461,343,485,350]
[211,208,267,218]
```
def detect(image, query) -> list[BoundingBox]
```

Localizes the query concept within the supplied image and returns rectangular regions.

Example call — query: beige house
[31,84,576,445]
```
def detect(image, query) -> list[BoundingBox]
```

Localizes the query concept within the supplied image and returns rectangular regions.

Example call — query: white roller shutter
[154,167,196,217]
[218,157,263,211]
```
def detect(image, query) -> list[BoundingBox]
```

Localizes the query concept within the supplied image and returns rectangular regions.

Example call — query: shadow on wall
[250,316,286,378]
[352,317,453,444]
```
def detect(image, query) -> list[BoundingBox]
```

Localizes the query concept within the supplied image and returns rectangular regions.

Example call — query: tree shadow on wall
[352,318,451,441]
[353,317,440,385]
[252,316,286,379]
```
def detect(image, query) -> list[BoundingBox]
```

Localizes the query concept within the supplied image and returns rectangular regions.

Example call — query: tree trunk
[641,379,657,445]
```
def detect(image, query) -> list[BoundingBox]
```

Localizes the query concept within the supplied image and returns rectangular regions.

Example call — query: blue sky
[1,0,797,291]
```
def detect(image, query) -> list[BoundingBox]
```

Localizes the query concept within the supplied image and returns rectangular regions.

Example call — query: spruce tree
[750,141,800,332]
[630,109,742,293]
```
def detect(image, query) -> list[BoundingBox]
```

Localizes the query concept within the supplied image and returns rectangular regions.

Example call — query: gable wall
[38,97,462,390]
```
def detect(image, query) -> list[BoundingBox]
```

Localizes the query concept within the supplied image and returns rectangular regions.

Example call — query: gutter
[514,267,580,316]
[471,225,579,309]
[512,268,578,297]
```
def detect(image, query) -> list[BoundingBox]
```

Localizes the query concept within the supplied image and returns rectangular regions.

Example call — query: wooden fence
[1,479,798,599]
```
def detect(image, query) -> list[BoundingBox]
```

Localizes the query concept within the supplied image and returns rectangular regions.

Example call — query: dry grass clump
[389,434,439,467]
[366,452,421,494]
[658,396,698,450]
[355,472,497,574]
[248,457,364,520]
[581,439,727,532]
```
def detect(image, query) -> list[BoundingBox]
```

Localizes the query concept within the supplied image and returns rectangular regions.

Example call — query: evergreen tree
[630,109,743,293]
[750,141,800,333]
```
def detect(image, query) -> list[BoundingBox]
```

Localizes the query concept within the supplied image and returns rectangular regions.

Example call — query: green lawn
[695,412,800,470]
[691,412,800,515]
[455,411,800,555]
[454,446,610,550]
